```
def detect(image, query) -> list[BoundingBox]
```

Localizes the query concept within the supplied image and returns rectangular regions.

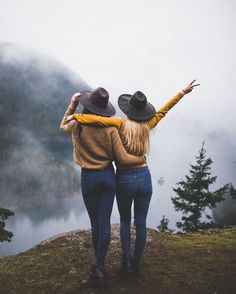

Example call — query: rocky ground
[0,224,236,294]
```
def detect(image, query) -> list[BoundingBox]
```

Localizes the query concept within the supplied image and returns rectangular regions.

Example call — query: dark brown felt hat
[118,91,155,121]
[78,87,116,117]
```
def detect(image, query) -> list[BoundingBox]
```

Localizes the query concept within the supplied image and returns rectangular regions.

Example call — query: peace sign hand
[182,80,200,94]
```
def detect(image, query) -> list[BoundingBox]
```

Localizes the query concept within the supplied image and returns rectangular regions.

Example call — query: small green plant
[0,208,14,242]
[229,184,236,200]
[157,215,173,232]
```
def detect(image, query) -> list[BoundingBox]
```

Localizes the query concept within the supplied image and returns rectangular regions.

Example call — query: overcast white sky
[0,0,236,227]
[0,0,235,130]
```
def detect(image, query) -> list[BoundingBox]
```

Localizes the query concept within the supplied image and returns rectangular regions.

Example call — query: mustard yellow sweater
[73,91,185,132]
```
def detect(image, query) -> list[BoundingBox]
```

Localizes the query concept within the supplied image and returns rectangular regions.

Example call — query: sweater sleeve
[148,92,185,129]
[60,105,77,134]
[73,114,124,129]
[111,128,145,166]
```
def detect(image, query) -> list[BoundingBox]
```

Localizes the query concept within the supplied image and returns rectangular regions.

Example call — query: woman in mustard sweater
[67,80,199,278]
[60,87,144,287]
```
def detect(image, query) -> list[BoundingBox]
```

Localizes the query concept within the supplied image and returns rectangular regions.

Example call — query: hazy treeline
[0,42,89,215]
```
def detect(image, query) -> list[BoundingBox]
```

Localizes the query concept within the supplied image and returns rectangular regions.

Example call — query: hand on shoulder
[70,92,81,108]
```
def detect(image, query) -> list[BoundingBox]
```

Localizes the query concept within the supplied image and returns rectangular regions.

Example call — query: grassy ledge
[0,225,236,294]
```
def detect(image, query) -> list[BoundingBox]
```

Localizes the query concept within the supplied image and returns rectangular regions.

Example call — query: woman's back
[71,124,146,169]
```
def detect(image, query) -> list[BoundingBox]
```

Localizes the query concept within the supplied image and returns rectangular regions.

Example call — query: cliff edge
[0,224,236,294]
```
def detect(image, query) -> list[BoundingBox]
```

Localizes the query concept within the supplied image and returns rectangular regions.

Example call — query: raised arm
[60,93,80,134]
[111,128,145,166]
[148,92,185,128]
[148,80,200,129]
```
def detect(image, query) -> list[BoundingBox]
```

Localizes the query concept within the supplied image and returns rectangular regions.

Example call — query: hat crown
[129,91,147,110]
[89,87,109,108]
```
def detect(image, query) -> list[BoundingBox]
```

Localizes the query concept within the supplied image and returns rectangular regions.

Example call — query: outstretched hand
[182,80,200,94]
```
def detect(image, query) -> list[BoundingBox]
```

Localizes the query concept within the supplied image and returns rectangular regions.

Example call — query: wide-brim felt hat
[78,87,116,117]
[118,91,156,121]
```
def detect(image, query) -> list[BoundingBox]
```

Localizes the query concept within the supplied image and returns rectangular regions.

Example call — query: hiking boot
[81,264,96,288]
[131,257,140,278]
[94,266,105,287]
[81,264,105,288]
[119,255,133,279]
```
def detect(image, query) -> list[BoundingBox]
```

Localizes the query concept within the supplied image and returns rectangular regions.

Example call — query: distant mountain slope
[0,42,90,211]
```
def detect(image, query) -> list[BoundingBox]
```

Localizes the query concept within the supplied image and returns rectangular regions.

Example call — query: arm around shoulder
[73,113,124,129]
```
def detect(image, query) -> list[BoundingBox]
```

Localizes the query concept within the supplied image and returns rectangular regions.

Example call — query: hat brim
[78,91,116,117]
[118,94,156,121]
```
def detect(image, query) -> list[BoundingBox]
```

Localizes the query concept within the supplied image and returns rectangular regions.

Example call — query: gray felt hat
[118,91,155,121]
[78,87,116,117]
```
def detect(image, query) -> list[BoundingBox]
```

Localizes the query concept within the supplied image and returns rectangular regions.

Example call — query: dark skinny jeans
[81,164,116,267]
[116,166,152,263]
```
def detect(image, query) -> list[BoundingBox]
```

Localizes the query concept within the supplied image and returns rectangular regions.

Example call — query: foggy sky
[0,0,235,130]
[0,0,236,228]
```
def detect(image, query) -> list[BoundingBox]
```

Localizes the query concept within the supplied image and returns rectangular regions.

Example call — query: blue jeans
[81,164,116,267]
[116,166,152,263]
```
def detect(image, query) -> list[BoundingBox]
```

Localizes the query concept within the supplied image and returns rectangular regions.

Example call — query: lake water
[1,172,216,257]
[1,195,84,256]
[0,180,177,256]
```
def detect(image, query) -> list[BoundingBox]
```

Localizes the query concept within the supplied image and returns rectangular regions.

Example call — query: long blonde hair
[123,118,150,156]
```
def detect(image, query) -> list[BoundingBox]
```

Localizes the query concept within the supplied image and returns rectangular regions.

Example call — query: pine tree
[171,142,229,232]
[0,208,14,242]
